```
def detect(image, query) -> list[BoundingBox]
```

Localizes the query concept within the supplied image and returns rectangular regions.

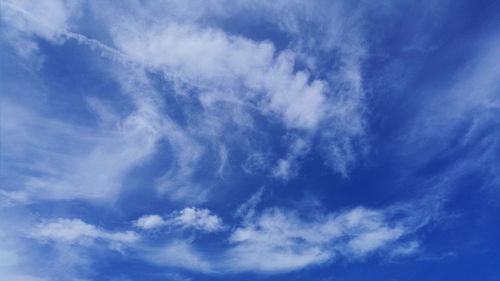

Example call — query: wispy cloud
[143,240,214,273]
[402,32,500,192]
[223,206,419,272]
[0,97,161,202]
[1,0,81,60]
[31,218,139,245]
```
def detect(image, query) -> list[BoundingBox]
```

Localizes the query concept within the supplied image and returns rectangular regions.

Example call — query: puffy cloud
[173,207,224,232]
[134,215,167,230]
[134,207,224,232]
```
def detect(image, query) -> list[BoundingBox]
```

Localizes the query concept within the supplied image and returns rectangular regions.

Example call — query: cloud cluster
[224,207,415,272]
[173,207,224,232]
[113,23,327,130]
[0,0,370,209]
[1,0,481,279]
[134,207,224,232]
[137,203,423,273]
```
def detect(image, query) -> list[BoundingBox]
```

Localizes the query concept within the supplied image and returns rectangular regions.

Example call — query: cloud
[1,0,81,59]
[139,203,429,274]
[347,225,404,255]
[1,0,370,209]
[0,97,161,202]
[31,218,139,245]
[134,208,224,233]
[144,240,213,273]
[235,186,265,220]
[102,4,368,176]
[272,135,310,180]
[0,1,441,277]
[0,271,49,281]
[0,247,50,281]
[112,23,327,130]
[223,206,418,272]
[0,190,29,207]
[0,214,98,281]
[388,241,420,258]
[172,207,224,232]
[134,215,167,230]
[402,31,500,190]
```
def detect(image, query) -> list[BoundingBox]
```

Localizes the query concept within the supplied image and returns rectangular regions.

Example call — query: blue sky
[0,0,499,280]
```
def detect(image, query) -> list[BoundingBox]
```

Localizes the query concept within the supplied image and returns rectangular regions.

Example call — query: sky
[0,0,499,280]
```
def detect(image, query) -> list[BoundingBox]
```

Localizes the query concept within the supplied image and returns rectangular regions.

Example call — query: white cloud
[1,0,370,206]
[32,218,139,245]
[272,159,292,179]
[172,207,224,232]
[389,241,420,258]
[242,152,272,175]
[0,245,49,281]
[347,226,404,255]
[1,0,81,59]
[224,242,331,273]
[224,206,412,272]
[272,135,310,180]
[94,1,368,176]
[0,215,94,281]
[235,186,265,220]
[112,23,327,130]
[0,190,28,207]
[133,207,224,232]
[0,2,165,197]
[139,203,430,273]
[144,240,213,273]
[0,0,459,278]
[402,33,500,189]
[0,97,161,202]
[134,215,167,230]
[0,271,49,281]
[19,0,362,194]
